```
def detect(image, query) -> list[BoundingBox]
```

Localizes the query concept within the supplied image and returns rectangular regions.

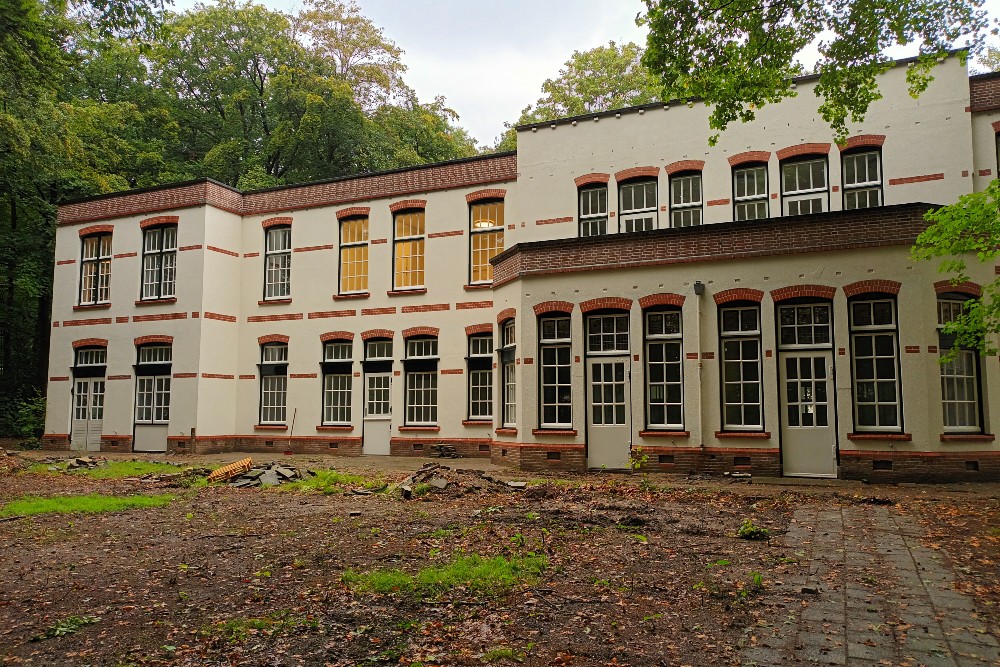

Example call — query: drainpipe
[693,281,706,449]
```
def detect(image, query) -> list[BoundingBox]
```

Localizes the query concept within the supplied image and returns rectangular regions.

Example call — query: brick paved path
[744,506,1000,666]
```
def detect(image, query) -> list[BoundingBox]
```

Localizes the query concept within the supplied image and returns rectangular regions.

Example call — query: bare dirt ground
[1,452,998,667]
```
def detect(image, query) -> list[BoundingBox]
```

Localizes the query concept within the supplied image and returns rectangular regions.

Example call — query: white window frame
[80,233,112,305]
[579,186,608,237]
[76,347,107,366]
[777,303,833,349]
[669,173,703,228]
[618,179,658,233]
[467,334,493,420]
[339,216,369,295]
[500,320,516,427]
[404,338,438,425]
[733,165,768,221]
[264,226,291,300]
[366,340,393,361]
[470,201,505,284]
[259,343,288,424]
[322,374,352,425]
[645,310,684,430]
[781,158,828,216]
[586,314,630,355]
[937,298,981,433]
[842,151,882,210]
[324,341,352,361]
[720,306,763,431]
[539,316,572,428]
[141,225,178,300]
[849,299,901,432]
[393,210,425,290]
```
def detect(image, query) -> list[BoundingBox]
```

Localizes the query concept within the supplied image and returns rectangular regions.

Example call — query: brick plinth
[491,444,586,472]
[634,446,781,476]
[839,450,1000,483]
[41,434,71,451]
[390,437,491,458]
[166,436,362,456]
[101,437,133,452]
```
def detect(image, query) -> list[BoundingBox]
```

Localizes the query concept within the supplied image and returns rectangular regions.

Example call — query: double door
[71,378,104,451]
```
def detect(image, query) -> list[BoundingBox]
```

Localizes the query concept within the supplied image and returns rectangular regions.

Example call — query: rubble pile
[227,462,310,488]
[397,462,527,499]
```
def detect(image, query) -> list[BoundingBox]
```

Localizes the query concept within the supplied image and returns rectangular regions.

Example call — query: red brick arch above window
[533,300,575,316]
[727,151,771,167]
[258,334,290,345]
[139,215,179,229]
[336,207,370,220]
[79,224,113,237]
[403,326,439,339]
[770,284,837,302]
[261,216,293,229]
[497,308,516,324]
[465,323,494,335]
[389,199,427,213]
[466,188,506,204]
[776,143,831,160]
[574,173,610,188]
[320,331,355,342]
[934,280,981,297]
[361,329,394,341]
[580,297,633,313]
[614,166,659,182]
[72,338,108,349]
[639,293,686,309]
[843,280,902,297]
[664,160,705,176]
[713,288,764,305]
[134,335,174,346]
[838,134,886,151]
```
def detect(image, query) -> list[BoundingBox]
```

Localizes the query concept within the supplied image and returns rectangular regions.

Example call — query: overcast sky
[173,0,1000,147]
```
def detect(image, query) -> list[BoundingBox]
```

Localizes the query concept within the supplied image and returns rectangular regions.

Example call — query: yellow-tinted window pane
[341,218,368,244]
[395,211,425,238]
[340,244,368,293]
[471,202,504,230]
[394,239,424,289]
[471,229,504,283]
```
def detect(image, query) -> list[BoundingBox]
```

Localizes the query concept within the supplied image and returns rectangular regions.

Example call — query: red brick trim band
[290,373,317,379]
[139,215,179,229]
[387,289,426,297]
[714,431,771,438]
[336,206,370,220]
[714,288,764,305]
[615,166,659,181]
[441,369,463,375]
[320,331,354,342]
[533,300,574,316]
[362,307,396,316]
[530,429,578,436]
[638,430,691,438]
[204,312,237,322]
[309,309,357,319]
[580,297,632,313]
[728,151,771,167]
[843,279,902,297]
[62,317,113,327]
[207,245,239,257]
[113,252,137,259]
[846,433,913,441]
[72,338,108,348]
[361,329,393,341]
[134,335,173,346]
[664,159,705,175]
[706,198,730,206]
[940,433,995,442]
[933,280,981,297]
[401,303,449,313]
[133,312,187,322]
[262,216,292,229]
[535,216,573,226]
[427,230,464,239]
[402,326,439,339]
[465,323,494,335]
[462,420,491,426]
[839,134,886,151]
[495,427,517,436]
[399,426,441,432]
[72,304,110,312]
[258,334,290,345]
[389,198,427,213]
[79,224,113,237]
[173,372,197,379]
[56,259,76,265]
[258,299,291,306]
[247,313,302,322]
[457,300,493,309]
[770,284,837,302]
[254,424,287,430]
[639,293,685,309]
[316,425,354,431]
[888,173,944,186]
[294,244,334,253]
[466,188,506,203]
[107,375,132,381]
[179,244,202,251]
[776,143,831,160]
[497,308,516,324]
[49,377,70,382]
[574,173,610,188]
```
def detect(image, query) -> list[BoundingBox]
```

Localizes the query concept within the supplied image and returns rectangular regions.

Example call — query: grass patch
[205,612,318,643]
[277,469,385,494]
[482,646,526,663]
[26,460,185,479]
[0,493,174,517]
[342,553,548,597]
[31,615,100,641]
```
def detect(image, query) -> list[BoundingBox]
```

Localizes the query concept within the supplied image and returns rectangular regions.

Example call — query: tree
[639,0,991,144]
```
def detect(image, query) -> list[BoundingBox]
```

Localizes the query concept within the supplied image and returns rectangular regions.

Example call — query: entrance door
[586,358,630,469]
[71,378,104,452]
[780,352,836,477]
[363,373,391,455]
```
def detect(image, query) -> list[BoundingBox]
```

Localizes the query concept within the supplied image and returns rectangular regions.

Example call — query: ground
[0,452,998,667]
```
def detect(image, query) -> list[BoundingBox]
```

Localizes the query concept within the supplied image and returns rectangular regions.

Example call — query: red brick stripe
[614,166,659,181]
[139,215,179,228]
[402,303,450,313]
[639,293,685,309]
[574,173,610,187]
[665,160,705,175]
[179,244,202,251]
[107,375,132,381]
[207,245,239,257]
[465,188,506,203]
[362,307,396,316]
[173,372,197,379]
[133,312,187,322]
[49,376,70,382]
[239,374,256,380]
[888,173,944,186]
[579,297,632,313]
[134,335,173,346]
[776,143,831,160]
[56,259,76,265]
[320,331,355,342]
[440,368,464,374]
[258,334,289,344]
[247,313,303,322]
[713,288,764,305]
[727,151,771,167]
[843,279,902,297]
[336,206,370,220]
[361,329,393,341]
[204,312,237,322]
[706,198,730,206]
[62,318,112,327]
[116,316,130,323]
[770,284,836,302]
[933,280,981,297]
[465,323,493,335]
[497,308,516,323]
[262,216,293,229]
[838,134,886,151]
[201,373,235,379]
[402,326,439,339]
[308,309,356,319]
[533,300,574,315]
[72,338,108,348]
[113,252,137,259]
[243,252,260,258]
[457,300,493,309]
[290,373,318,379]
[389,198,426,213]
[79,224,113,237]
[293,244,334,253]
[370,238,387,244]
[428,230,464,238]
[535,216,573,226]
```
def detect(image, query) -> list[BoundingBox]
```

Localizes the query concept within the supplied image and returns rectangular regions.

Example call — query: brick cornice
[497,307,516,324]
[574,173,610,188]
[664,159,705,176]
[776,143,832,161]
[134,335,174,346]
[79,224,113,237]
[614,166,659,182]
[579,297,633,313]
[139,215,179,229]
[257,334,290,345]
[838,134,886,151]
[336,206,370,220]
[262,216,292,229]
[713,288,764,305]
[320,330,355,342]
[770,284,837,302]
[843,279,902,297]
[402,326,439,339]
[465,323,494,335]
[466,188,506,204]
[727,151,771,167]
[389,198,427,213]
[533,300,575,316]
[361,328,394,341]
[933,280,981,297]
[72,338,108,349]
[639,293,685,309]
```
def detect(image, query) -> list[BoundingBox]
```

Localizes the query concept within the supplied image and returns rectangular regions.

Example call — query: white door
[134,375,169,453]
[363,373,392,455]
[780,352,836,477]
[586,358,631,469]
[70,378,104,452]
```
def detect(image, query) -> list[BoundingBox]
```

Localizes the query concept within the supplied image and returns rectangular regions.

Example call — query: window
[670,173,703,227]
[781,158,827,215]
[470,201,504,284]
[324,341,352,361]
[539,316,572,427]
[579,186,608,237]
[264,226,291,300]
[938,298,981,432]
[468,334,493,419]
[587,314,629,354]
[646,310,683,429]
[366,339,393,360]
[842,151,882,210]
[850,299,900,431]
[500,320,516,427]
[76,347,107,367]
[259,343,288,424]
[777,304,832,347]
[393,210,425,290]
[139,225,177,300]
[404,337,438,424]
[322,340,353,425]
[135,345,171,424]
[733,165,768,221]
[80,233,112,305]
[619,180,657,233]
[720,306,763,430]
[339,217,368,294]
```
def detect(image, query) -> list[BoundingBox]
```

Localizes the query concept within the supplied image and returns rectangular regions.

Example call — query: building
[43,56,1000,481]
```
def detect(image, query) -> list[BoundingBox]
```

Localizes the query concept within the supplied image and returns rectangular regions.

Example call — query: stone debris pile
[227,462,310,488]
[397,462,527,499]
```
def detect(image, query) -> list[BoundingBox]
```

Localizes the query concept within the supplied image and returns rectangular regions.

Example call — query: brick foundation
[389,437,491,458]
[491,444,587,472]
[40,434,70,451]
[101,436,133,453]
[166,436,362,456]
[839,450,1000,483]
[634,446,782,477]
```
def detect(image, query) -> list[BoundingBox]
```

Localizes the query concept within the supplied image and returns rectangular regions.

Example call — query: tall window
[135,345,171,424]
[264,226,291,300]
[339,217,369,294]
[646,310,684,429]
[141,226,177,300]
[468,334,493,419]
[720,306,763,430]
[539,316,572,427]
[849,298,900,431]
[733,165,768,221]
[500,319,516,427]
[619,180,657,233]
[842,151,882,210]
[670,173,703,227]
[404,337,438,424]
[470,201,504,284]
[322,340,353,425]
[579,186,608,237]
[394,210,425,290]
[80,232,112,305]
[781,158,827,215]
[938,298,981,433]
[259,343,288,424]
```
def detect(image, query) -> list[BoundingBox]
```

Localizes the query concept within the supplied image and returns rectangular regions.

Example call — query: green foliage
[8,388,46,439]
[207,612,318,643]
[341,553,548,597]
[31,614,100,642]
[0,493,174,517]
[736,518,770,541]
[639,0,990,144]
[482,646,527,663]
[276,468,382,494]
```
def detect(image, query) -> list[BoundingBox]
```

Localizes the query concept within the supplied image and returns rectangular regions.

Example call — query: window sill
[639,430,690,438]
[399,425,440,432]
[387,288,427,297]
[847,432,912,441]
[464,283,493,291]
[462,420,492,426]
[333,292,370,301]
[495,427,518,436]
[254,424,287,431]
[317,424,354,432]
[135,298,177,306]
[940,433,995,442]
[74,303,111,311]
[531,428,577,436]
[258,299,292,306]
[714,431,771,439]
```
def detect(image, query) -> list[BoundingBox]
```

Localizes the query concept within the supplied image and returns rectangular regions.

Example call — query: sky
[173,0,1000,147]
